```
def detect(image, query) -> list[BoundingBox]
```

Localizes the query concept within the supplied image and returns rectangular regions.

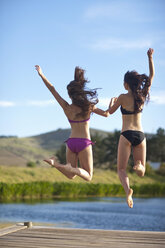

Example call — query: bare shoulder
[120,93,127,98]
[64,103,72,112]
[64,104,83,119]
[63,103,72,115]
[117,94,125,104]
[92,105,97,111]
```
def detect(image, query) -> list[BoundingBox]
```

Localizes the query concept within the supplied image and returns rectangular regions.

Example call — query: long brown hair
[124,71,151,113]
[67,67,98,118]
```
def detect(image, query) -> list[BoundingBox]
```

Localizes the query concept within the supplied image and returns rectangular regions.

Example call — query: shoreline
[0,222,165,233]
[0,182,165,201]
[1,182,165,202]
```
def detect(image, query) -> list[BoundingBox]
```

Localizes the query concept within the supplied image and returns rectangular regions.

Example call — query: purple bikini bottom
[65,138,94,153]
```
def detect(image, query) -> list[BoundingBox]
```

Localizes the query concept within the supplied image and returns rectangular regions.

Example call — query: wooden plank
[0,227,165,248]
[0,224,27,237]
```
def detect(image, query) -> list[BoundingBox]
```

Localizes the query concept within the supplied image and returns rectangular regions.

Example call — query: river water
[0,197,165,231]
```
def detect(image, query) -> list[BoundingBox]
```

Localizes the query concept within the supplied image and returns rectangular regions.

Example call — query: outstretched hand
[147,48,154,58]
[109,97,118,108]
[35,65,43,76]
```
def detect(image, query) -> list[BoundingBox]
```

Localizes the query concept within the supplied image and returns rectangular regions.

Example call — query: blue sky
[1,0,165,137]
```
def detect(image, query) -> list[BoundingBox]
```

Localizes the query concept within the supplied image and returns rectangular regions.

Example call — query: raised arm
[92,105,110,117]
[35,65,68,110]
[109,95,122,114]
[92,96,119,117]
[147,48,155,85]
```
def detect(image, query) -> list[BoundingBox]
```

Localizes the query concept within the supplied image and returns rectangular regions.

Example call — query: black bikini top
[120,105,143,115]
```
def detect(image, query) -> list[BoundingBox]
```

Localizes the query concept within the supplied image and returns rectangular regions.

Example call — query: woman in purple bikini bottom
[35,65,112,181]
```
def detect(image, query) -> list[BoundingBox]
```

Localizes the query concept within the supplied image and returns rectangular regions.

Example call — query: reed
[0,182,165,201]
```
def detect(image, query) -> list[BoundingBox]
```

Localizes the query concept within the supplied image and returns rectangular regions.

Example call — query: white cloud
[1,93,164,109]
[151,92,165,105]
[26,99,56,106]
[98,97,111,107]
[97,93,165,108]
[0,101,16,107]
[0,100,57,107]
[90,38,152,51]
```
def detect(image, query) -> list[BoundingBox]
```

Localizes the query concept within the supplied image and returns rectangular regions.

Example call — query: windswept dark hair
[124,71,151,113]
[67,66,98,118]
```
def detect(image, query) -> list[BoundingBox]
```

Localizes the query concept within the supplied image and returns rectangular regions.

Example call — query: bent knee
[86,174,93,182]
[68,174,77,180]
[139,171,145,177]
[117,167,126,174]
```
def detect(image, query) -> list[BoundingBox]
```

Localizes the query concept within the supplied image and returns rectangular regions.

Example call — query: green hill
[31,128,110,150]
[0,128,110,166]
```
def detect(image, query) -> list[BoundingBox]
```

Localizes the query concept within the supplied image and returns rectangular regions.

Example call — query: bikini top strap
[68,118,90,123]
[120,105,143,115]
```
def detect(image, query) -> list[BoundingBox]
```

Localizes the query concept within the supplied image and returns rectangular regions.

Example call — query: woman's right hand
[147,48,154,58]
[35,65,43,76]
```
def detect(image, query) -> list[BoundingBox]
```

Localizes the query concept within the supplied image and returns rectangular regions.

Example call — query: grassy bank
[0,181,165,201]
[0,165,165,200]
[0,165,164,184]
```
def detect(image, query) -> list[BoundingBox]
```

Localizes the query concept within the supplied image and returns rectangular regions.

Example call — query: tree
[56,144,66,164]
[147,128,165,162]
[91,133,106,167]
[103,130,120,167]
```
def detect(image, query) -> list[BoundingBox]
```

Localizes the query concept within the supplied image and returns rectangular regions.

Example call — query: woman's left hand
[109,97,118,107]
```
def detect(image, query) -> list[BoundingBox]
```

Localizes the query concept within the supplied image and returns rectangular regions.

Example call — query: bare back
[121,93,143,132]
[64,104,91,139]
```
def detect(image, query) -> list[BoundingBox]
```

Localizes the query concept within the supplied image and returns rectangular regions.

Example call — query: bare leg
[44,147,78,179]
[55,145,93,181]
[117,135,133,208]
[77,144,93,181]
[43,145,93,181]
[133,138,146,177]
[64,145,93,181]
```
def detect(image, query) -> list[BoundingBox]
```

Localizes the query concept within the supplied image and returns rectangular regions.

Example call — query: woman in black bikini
[109,48,155,208]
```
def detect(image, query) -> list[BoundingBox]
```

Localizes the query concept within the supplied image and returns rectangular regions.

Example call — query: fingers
[147,48,154,56]
[35,65,42,74]
[35,65,40,70]
[111,97,118,103]
[109,97,117,108]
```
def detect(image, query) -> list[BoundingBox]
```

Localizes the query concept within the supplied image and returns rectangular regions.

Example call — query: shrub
[145,162,154,176]
[27,161,36,168]
[156,162,165,176]
[0,182,165,201]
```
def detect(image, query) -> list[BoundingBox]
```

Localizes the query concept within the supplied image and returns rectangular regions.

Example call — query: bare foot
[44,157,73,173]
[133,160,145,177]
[43,156,59,168]
[127,188,133,208]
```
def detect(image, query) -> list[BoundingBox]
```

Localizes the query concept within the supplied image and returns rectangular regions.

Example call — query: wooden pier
[0,224,165,248]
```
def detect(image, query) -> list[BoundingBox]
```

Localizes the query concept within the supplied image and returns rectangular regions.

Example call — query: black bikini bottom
[121,130,145,146]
